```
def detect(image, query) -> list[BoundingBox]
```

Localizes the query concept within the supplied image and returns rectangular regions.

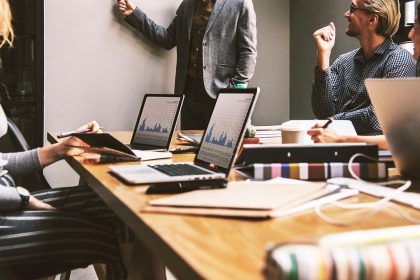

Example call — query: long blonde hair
[0,0,13,47]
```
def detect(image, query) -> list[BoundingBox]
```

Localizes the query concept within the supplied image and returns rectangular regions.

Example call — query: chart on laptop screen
[132,97,180,146]
[197,94,253,169]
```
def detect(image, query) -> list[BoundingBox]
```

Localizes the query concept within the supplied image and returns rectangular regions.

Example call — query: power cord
[315,153,420,226]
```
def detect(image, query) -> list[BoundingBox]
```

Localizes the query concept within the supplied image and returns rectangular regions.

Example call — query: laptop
[128,94,184,151]
[365,78,420,178]
[109,88,260,184]
[72,94,184,162]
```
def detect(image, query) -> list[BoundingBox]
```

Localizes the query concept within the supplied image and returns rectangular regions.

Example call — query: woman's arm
[3,121,102,175]
[307,125,389,150]
[38,121,102,167]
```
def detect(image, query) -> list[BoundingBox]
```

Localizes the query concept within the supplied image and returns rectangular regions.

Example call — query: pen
[57,127,103,139]
[322,118,333,129]
[178,132,200,145]
[169,146,198,154]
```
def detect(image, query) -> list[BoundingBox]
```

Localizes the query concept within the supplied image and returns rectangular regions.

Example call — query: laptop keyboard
[150,164,212,177]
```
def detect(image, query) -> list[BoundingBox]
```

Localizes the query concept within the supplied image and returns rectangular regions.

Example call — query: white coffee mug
[281,126,306,144]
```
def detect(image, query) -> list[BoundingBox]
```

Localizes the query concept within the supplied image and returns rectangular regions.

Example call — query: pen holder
[242,137,260,145]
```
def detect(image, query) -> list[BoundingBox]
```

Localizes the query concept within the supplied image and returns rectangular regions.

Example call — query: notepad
[70,133,172,162]
[142,181,357,219]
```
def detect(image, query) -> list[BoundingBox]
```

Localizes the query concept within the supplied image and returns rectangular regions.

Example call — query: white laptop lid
[365,78,420,178]
[130,94,184,149]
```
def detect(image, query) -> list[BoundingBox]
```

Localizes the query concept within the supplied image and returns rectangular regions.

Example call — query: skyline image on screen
[133,96,180,147]
[197,93,254,169]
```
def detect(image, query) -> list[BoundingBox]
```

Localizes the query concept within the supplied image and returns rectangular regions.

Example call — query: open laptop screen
[131,95,183,148]
[365,78,420,178]
[196,90,258,169]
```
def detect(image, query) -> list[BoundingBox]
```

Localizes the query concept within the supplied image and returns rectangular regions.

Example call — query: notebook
[109,88,260,184]
[236,143,378,164]
[142,181,357,218]
[266,225,420,279]
[128,94,184,151]
[70,133,173,162]
[235,162,388,180]
[365,78,420,178]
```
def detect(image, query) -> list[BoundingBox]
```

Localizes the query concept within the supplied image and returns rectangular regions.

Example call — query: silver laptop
[128,94,184,151]
[110,88,260,184]
[365,78,420,178]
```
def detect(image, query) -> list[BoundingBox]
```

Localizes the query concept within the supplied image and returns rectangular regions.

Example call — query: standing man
[117,0,257,129]
[312,0,416,136]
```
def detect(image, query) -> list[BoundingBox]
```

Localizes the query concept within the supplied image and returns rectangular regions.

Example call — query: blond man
[309,2,420,150]
[312,0,416,136]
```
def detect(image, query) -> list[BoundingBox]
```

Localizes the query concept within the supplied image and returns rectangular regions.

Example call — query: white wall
[290,0,360,120]
[251,0,289,125]
[44,0,181,186]
[43,0,290,186]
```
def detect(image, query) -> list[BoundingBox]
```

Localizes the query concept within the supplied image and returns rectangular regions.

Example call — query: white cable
[315,202,420,226]
[348,153,404,186]
[330,179,411,209]
[315,153,420,226]
[347,153,377,181]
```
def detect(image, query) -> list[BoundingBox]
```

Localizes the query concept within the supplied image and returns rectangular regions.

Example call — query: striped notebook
[266,239,420,280]
[236,162,388,180]
[266,226,420,280]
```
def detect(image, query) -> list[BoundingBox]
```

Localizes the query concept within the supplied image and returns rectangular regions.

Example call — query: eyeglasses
[349,5,370,13]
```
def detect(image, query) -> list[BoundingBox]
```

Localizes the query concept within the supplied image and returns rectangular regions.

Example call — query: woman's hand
[28,195,56,210]
[39,121,103,167]
[59,121,103,157]
[307,123,341,143]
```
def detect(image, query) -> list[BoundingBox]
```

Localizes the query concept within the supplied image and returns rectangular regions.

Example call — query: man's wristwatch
[16,186,30,210]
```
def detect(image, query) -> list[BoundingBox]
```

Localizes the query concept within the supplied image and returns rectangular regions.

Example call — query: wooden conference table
[47,131,419,279]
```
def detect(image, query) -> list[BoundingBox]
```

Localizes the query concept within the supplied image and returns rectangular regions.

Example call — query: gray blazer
[125,0,257,98]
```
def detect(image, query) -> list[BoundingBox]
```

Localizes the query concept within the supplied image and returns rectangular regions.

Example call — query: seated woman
[0,1,127,278]
[308,3,420,150]
[0,112,128,279]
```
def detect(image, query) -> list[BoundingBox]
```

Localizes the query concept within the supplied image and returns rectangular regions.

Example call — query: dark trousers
[0,187,126,280]
[181,78,216,130]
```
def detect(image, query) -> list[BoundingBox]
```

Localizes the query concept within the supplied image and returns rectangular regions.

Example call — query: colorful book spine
[266,240,420,280]
[249,162,387,180]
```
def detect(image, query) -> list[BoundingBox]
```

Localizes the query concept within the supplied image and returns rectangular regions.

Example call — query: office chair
[0,117,51,190]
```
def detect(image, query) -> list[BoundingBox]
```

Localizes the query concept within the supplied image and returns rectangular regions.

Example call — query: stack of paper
[255,125,282,139]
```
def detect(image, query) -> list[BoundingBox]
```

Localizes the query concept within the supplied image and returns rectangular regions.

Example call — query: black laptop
[128,94,184,151]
